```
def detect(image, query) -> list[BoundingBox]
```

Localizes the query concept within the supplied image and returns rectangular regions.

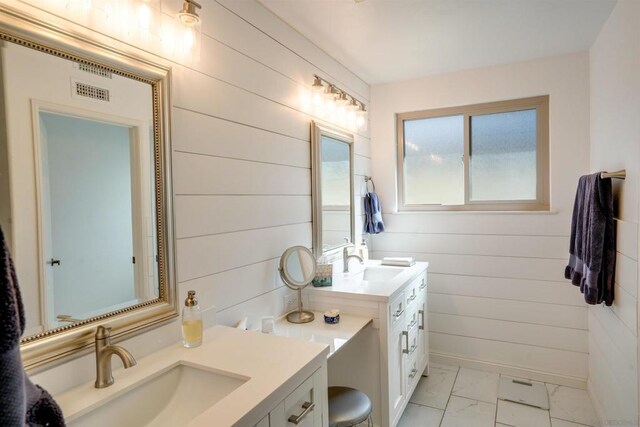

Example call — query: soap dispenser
[182,290,203,348]
[360,238,369,261]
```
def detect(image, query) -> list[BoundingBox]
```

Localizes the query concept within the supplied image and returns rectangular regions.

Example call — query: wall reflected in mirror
[311,121,354,258]
[0,38,159,337]
[321,135,351,251]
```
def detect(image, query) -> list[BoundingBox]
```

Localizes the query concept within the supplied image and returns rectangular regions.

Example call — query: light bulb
[138,3,151,31]
[356,105,368,131]
[347,109,357,129]
[182,26,195,50]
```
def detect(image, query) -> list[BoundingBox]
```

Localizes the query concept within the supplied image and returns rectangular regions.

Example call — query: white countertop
[305,260,429,302]
[57,325,329,427]
[273,312,373,358]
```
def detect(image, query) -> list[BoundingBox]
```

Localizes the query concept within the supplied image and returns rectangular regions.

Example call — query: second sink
[361,266,404,282]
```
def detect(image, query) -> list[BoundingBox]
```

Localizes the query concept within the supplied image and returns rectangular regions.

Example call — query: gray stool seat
[328,386,373,427]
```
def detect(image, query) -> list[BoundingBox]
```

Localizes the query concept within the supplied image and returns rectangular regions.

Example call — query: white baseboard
[430,352,588,390]
[586,379,606,427]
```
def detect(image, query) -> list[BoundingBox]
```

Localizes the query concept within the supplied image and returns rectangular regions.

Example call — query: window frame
[396,95,550,212]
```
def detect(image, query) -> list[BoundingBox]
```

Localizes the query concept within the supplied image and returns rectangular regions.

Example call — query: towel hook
[364,176,376,193]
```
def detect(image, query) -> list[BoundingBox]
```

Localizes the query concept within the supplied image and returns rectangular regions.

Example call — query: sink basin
[361,266,403,282]
[68,364,248,427]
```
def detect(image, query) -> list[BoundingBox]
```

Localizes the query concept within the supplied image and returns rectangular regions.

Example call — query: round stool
[328,386,373,427]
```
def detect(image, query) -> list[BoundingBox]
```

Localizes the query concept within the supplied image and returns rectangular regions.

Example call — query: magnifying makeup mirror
[279,246,316,324]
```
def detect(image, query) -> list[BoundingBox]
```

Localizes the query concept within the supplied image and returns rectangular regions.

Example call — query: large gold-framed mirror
[0,5,177,370]
[311,121,355,259]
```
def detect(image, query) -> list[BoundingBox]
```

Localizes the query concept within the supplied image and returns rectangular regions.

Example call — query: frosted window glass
[470,109,537,201]
[403,115,464,205]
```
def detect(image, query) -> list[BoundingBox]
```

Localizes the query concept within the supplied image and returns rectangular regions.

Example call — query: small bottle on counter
[182,290,203,348]
[360,238,369,261]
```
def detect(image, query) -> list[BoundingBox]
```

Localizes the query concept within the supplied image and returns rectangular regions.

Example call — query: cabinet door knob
[419,309,425,330]
[288,401,315,425]
[47,258,61,266]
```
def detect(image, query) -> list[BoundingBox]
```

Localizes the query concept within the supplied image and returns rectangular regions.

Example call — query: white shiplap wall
[22,0,370,391]
[369,53,592,386]
[588,1,640,423]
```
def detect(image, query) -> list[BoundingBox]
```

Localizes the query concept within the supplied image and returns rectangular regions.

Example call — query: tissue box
[312,263,333,287]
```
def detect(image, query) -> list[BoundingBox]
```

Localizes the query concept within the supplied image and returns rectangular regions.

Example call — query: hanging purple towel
[0,226,65,426]
[364,192,385,234]
[565,173,616,305]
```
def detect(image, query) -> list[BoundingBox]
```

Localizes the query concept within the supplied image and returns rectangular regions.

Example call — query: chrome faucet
[343,245,364,273]
[94,325,137,388]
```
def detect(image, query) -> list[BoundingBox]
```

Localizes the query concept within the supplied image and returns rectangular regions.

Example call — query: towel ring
[365,176,376,193]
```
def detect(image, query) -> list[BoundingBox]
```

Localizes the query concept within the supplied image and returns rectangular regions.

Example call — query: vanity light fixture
[335,91,350,107]
[311,76,324,93]
[178,0,202,26]
[310,75,367,131]
[29,0,203,61]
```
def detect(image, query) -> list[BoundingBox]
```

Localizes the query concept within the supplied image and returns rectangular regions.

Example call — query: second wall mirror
[311,121,355,259]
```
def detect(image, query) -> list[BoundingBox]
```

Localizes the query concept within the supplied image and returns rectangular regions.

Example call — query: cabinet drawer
[406,354,420,390]
[405,306,419,332]
[406,273,427,308]
[255,415,269,427]
[282,375,317,427]
[417,273,427,294]
[389,291,405,327]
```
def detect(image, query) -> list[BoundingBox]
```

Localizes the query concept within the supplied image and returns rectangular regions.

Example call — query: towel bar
[600,169,626,179]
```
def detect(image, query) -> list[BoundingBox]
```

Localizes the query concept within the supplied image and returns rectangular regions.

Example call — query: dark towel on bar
[565,173,616,306]
[364,192,385,234]
[0,226,65,426]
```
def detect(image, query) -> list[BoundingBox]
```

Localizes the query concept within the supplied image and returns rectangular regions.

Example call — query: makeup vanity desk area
[274,312,373,359]
[299,261,430,427]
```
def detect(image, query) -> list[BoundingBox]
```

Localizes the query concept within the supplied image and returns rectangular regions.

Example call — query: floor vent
[497,376,549,409]
[78,62,112,79]
[74,82,110,102]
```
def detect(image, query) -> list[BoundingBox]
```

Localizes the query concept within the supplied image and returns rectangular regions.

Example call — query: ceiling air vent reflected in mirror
[74,81,110,102]
[77,62,112,79]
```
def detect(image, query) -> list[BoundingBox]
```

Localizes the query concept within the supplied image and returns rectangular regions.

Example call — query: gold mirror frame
[0,4,178,371]
[310,121,355,259]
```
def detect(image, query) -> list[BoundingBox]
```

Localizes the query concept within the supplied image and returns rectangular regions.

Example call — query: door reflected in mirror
[37,111,158,330]
[311,122,355,258]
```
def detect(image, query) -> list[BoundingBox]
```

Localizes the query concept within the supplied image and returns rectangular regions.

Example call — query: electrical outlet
[283,293,297,313]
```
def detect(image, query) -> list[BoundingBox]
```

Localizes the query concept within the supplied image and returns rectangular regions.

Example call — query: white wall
[588,0,640,423]
[18,0,370,392]
[370,53,591,386]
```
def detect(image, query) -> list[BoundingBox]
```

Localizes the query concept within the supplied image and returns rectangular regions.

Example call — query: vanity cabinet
[388,271,428,427]
[305,262,429,427]
[255,367,326,427]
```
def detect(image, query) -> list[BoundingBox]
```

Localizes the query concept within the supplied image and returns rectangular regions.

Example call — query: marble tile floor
[398,363,599,427]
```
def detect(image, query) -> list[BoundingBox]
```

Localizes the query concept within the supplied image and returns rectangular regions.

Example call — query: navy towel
[565,173,616,305]
[0,226,65,426]
[364,192,385,234]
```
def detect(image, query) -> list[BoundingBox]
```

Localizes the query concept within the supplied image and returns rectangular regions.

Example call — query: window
[397,96,549,211]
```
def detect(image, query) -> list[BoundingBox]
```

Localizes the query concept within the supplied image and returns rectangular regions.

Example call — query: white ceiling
[258,0,617,85]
